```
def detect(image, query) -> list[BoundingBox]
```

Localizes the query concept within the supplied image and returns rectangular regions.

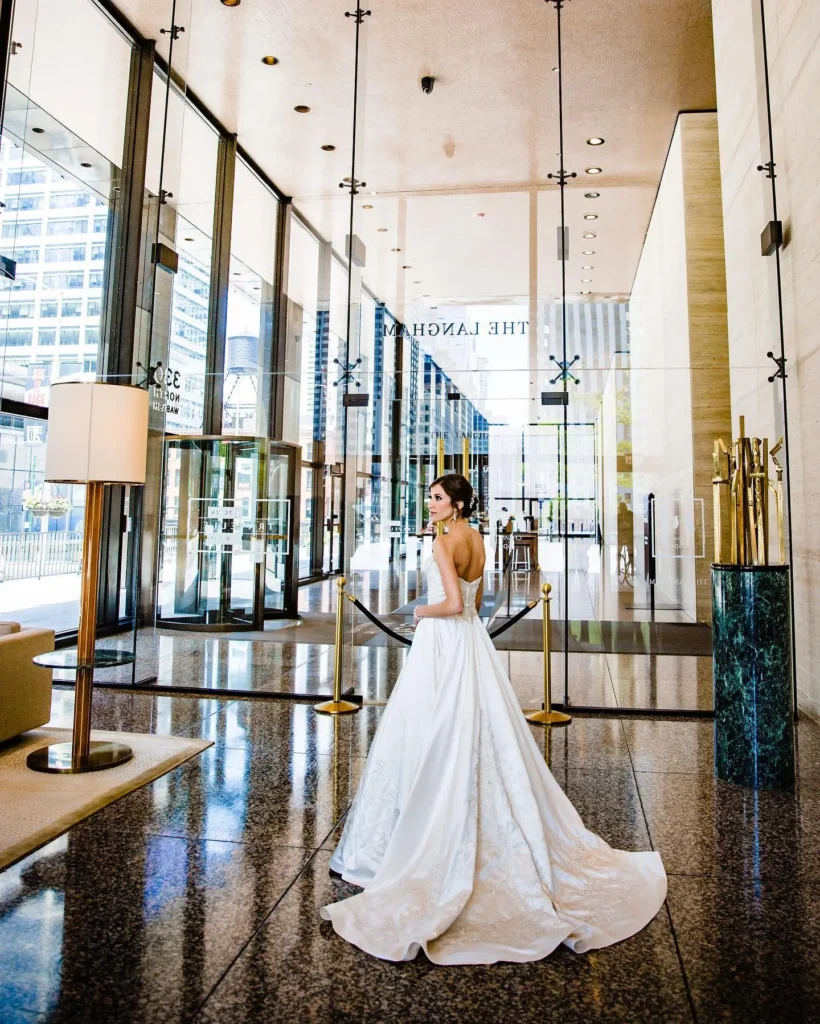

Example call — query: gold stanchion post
[315,577,360,715]
[526,583,571,726]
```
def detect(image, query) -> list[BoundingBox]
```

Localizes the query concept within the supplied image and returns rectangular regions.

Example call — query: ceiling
[111,0,717,316]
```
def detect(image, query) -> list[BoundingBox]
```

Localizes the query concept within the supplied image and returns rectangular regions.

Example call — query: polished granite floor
[1,685,819,1022]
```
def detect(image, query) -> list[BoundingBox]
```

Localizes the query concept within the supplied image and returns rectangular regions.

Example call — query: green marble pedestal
[712,564,794,788]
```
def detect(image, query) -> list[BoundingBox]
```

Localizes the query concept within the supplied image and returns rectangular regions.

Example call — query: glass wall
[0,0,133,634]
[223,159,278,436]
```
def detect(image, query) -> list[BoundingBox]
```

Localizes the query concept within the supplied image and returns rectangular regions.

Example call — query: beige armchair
[0,622,54,744]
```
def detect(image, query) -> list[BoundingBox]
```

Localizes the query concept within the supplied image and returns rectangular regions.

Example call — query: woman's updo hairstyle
[431,473,478,518]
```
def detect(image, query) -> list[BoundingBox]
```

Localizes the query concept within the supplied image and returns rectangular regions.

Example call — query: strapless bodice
[423,555,481,622]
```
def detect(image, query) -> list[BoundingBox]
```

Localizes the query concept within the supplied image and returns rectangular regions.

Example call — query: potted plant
[22,494,51,518]
[46,496,72,519]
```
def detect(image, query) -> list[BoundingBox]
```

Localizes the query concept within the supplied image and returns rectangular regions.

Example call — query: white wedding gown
[320,556,667,965]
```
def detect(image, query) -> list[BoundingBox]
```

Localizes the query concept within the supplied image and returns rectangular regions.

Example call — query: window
[40,301,58,318]
[83,357,97,373]
[7,168,47,186]
[2,302,34,319]
[3,329,32,346]
[93,216,107,234]
[178,268,209,299]
[10,275,36,291]
[59,327,80,346]
[90,243,104,261]
[37,328,55,346]
[47,218,87,236]
[2,220,41,238]
[61,300,82,317]
[45,245,86,262]
[5,194,43,212]
[58,360,81,376]
[12,247,39,264]
[86,298,100,317]
[84,327,99,348]
[43,272,84,289]
[88,271,102,288]
[49,192,90,209]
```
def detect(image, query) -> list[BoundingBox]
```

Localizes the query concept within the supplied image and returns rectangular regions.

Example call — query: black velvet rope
[347,595,413,646]
[346,594,539,646]
[488,600,539,639]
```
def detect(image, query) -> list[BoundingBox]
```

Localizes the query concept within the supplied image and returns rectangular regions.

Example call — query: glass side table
[27,649,137,773]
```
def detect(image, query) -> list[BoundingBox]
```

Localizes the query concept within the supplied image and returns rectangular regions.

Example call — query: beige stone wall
[630,114,732,622]
[711,0,820,716]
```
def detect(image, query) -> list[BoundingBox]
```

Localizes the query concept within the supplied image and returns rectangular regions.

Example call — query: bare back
[446,524,486,584]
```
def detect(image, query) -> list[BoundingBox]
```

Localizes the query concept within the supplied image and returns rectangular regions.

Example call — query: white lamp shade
[45,382,149,484]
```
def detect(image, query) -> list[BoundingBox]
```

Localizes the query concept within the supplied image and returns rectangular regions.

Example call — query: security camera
[421,76,435,94]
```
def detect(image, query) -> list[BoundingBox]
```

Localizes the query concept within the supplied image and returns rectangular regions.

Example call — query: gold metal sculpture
[712,416,785,566]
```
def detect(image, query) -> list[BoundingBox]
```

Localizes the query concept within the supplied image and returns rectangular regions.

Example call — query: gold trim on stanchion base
[526,583,572,727]
[314,577,360,715]
[27,481,134,774]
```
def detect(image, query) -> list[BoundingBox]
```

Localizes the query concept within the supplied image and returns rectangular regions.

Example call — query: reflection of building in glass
[0,139,106,407]
[167,248,209,434]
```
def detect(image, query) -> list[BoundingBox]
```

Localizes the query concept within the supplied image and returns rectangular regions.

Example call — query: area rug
[0,728,212,872]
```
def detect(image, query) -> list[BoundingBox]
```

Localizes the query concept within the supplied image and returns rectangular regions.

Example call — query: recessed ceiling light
[582,265,593,269]
[423,294,430,297]
[261,55,279,66]
[294,105,310,113]
[370,191,377,196]
[377,228,387,232]
[80,162,92,168]
[413,280,421,284]
[581,278,591,283]
[587,137,605,146]
[232,271,241,276]
[253,285,260,290]
[582,250,595,255]
[580,290,591,295]
[391,247,401,252]
[583,231,596,238]
[552,66,559,72]
[221,0,241,5]
[584,192,600,199]
[31,127,45,134]
[362,204,373,209]
[402,265,411,269]
[184,236,195,242]
[321,143,335,151]
[585,167,602,175]
[584,214,598,221]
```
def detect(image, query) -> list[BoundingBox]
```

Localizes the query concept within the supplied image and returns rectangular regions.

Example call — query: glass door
[323,469,343,575]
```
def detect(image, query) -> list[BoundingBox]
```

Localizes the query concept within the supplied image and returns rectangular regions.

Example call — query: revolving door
[157,437,301,630]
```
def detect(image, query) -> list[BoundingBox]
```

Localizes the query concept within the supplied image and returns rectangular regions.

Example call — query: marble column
[712,564,794,788]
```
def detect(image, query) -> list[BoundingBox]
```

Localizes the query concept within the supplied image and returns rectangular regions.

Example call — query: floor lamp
[27,381,149,774]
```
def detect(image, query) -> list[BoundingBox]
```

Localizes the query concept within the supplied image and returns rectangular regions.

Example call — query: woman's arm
[414,537,464,619]
[475,580,483,615]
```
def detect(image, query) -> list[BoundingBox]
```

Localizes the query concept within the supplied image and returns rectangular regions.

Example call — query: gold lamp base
[526,709,572,727]
[26,740,134,774]
[314,699,360,716]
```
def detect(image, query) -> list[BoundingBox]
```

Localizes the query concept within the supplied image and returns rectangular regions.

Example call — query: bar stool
[513,537,531,572]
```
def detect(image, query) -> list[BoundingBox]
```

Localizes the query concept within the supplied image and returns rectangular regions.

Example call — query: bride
[320,474,666,965]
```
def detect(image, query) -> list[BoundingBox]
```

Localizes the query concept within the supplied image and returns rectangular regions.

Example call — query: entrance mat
[489,618,713,655]
[226,611,712,656]
[0,728,212,872]
[365,617,713,656]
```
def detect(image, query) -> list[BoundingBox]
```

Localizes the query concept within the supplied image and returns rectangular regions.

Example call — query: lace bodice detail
[423,555,481,622]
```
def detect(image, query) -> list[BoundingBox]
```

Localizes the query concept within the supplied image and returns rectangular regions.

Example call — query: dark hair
[430,473,478,517]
